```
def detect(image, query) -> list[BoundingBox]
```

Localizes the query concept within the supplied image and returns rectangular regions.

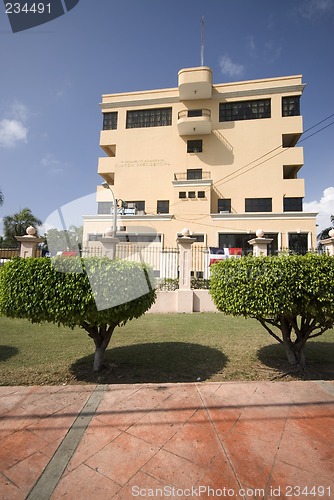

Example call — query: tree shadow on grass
[70,342,228,384]
[257,342,334,380]
[0,345,19,362]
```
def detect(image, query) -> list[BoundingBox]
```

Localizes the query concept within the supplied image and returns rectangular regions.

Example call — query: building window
[219,233,278,256]
[187,168,202,180]
[198,191,206,198]
[283,197,303,211]
[188,191,196,199]
[97,202,113,214]
[245,198,272,212]
[282,96,300,117]
[88,234,103,241]
[218,199,232,213]
[289,233,308,255]
[125,201,145,212]
[187,140,203,153]
[126,107,172,128]
[157,200,169,213]
[118,234,161,243]
[219,99,271,122]
[179,191,187,199]
[102,112,118,130]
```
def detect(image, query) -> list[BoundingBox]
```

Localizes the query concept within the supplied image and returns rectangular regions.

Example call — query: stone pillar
[176,228,196,313]
[248,229,273,257]
[320,229,334,256]
[100,228,119,259]
[15,226,44,258]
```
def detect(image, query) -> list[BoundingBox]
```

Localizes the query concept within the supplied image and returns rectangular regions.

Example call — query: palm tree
[3,207,42,247]
[0,188,3,206]
[317,215,334,252]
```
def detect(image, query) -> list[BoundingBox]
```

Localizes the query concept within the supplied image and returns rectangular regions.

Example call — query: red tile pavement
[0,381,333,500]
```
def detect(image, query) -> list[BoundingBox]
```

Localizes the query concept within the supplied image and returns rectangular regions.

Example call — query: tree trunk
[81,322,117,373]
[284,341,306,367]
[93,346,106,372]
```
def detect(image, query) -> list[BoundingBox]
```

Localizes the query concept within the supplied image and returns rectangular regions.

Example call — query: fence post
[320,229,334,256]
[100,228,119,259]
[15,226,44,258]
[176,228,196,313]
[248,229,273,256]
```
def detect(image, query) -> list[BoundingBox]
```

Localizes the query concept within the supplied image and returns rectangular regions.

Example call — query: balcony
[173,171,212,187]
[281,115,303,147]
[178,66,212,100]
[177,109,212,136]
[283,178,305,198]
[100,130,117,156]
[98,157,115,184]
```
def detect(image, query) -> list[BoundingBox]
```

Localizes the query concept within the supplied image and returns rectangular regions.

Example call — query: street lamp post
[100,181,120,259]
[102,181,117,237]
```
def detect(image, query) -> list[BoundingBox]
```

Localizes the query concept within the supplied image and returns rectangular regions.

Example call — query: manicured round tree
[210,254,334,367]
[0,257,156,371]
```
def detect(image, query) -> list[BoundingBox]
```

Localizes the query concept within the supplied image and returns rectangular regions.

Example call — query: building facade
[83,66,317,255]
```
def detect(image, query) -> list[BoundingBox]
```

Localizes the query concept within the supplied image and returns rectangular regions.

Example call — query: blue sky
[0,0,334,234]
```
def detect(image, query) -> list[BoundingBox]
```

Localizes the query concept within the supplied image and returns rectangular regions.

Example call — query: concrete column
[15,226,44,258]
[320,229,334,256]
[100,228,119,259]
[176,228,196,313]
[248,229,273,257]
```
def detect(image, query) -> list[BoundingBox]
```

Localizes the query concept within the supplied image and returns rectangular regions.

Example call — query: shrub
[0,257,156,371]
[210,254,334,367]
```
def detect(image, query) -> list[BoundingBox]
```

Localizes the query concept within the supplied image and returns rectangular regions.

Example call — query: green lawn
[1,313,334,385]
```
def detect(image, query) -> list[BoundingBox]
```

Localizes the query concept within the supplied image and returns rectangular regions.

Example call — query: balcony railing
[174,171,211,181]
[178,109,211,120]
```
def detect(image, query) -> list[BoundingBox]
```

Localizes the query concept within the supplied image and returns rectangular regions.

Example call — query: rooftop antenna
[201,16,205,66]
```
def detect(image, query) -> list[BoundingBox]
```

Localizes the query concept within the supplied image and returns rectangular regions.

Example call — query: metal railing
[173,171,211,181]
[178,109,211,120]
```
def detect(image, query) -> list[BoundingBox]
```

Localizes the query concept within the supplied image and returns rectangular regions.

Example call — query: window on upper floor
[188,191,196,199]
[283,197,303,212]
[218,199,232,213]
[179,191,187,199]
[187,140,203,153]
[245,198,272,212]
[98,202,113,214]
[126,107,172,128]
[157,200,169,214]
[125,201,145,212]
[187,168,203,180]
[103,112,118,130]
[282,96,300,117]
[198,191,206,198]
[219,99,271,122]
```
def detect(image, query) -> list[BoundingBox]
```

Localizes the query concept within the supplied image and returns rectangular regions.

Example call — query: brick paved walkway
[0,381,333,499]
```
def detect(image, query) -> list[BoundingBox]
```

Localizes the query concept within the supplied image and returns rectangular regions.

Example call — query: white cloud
[10,101,29,122]
[298,0,334,19]
[219,55,244,78]
[0,119,28,148]
[304,186,334,231]
[40,153,68,175]
[0,100,29,148]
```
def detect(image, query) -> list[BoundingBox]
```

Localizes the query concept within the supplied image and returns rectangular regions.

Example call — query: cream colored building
[83,66,317,256]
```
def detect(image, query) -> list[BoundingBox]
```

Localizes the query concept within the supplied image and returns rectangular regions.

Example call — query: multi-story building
[83,66,317,256]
